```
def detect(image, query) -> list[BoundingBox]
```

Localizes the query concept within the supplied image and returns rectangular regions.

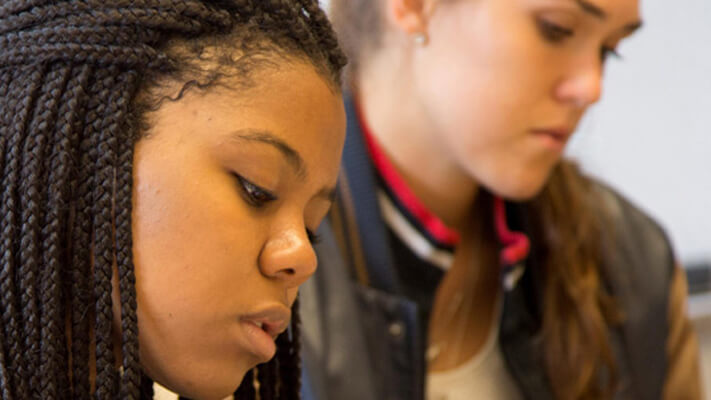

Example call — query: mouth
[530,127,573,149]
[243,319,288,339]
[240,306,291,361]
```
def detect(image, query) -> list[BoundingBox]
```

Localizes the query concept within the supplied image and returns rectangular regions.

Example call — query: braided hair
[0,1,346,399]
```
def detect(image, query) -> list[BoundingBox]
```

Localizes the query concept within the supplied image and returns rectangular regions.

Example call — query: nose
[554,59,603,109]
[258,224,317,288]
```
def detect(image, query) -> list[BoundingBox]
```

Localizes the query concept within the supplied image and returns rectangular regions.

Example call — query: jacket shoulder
[590,181,674,399]
[591,181,675,291]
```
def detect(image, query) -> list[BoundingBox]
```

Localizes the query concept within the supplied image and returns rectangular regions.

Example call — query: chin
[480,170,551,202]
[147,362,249,400]
[179,384,241,400]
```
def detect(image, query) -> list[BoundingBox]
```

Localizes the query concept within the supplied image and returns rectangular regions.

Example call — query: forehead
[561,0,640,22]
[144,59,346,171]
[230,62,345,145]
[235,61,340,115]
[207,61,346,176]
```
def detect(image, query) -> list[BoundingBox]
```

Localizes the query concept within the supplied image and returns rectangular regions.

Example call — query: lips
[240,306,291,361]
[530,126,575,151]
[531,127,572,142]
[242,306,290,338]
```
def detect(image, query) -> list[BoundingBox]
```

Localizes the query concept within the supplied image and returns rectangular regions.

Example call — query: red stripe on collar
[357,105,461,247]
[494,196,530,266]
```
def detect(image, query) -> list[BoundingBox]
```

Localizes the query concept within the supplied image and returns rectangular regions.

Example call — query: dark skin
[103,61,345,399]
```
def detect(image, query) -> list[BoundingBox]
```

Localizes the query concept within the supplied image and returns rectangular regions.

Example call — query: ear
[385,0,437,35]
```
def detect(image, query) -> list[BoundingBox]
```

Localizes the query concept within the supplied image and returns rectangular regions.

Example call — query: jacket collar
[338,94,401,294]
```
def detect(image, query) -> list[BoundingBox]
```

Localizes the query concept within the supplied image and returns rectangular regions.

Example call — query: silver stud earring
[413,32,429,46]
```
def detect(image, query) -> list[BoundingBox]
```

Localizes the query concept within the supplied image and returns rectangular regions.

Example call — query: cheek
[131,143,260,298]
[130,144,262,397]
[412,6,564,197]
[421,5,557,131]
[418,35,530,138]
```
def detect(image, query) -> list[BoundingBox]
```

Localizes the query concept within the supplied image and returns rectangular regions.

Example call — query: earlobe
[386,0,435,35]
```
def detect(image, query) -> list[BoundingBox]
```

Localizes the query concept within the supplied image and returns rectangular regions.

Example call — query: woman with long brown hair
[300,0,703,399]
[0,0,347,398]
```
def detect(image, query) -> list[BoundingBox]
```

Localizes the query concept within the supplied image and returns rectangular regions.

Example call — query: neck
[355,57,478,229]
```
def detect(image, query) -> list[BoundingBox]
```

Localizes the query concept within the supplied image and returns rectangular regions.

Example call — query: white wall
[566,0,711,265]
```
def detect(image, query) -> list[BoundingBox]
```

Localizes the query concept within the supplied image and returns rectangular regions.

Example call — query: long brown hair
[0,1,345,399]
[329,1,620,398]
[527,162,621,399]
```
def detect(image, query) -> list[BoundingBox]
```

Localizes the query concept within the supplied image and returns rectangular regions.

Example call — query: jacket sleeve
[662,265,705,400]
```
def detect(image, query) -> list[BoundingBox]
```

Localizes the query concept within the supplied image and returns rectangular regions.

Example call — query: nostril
[276,267,296,278]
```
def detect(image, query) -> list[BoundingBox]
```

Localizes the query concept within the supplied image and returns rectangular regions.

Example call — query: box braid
[0,1,346,399]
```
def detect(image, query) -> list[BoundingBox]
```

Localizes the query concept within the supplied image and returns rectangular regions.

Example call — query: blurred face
[411,0,641,199]
[129,61,345,399]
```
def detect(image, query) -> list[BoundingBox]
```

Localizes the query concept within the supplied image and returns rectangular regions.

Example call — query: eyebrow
[231,129,307,179]
[574,0,643,33]
[230,129,338,203]
[575,0,607,19]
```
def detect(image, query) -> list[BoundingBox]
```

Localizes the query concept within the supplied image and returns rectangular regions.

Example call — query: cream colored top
[427,296,522,400]
[152,384,232,400]
[152,383,179,400]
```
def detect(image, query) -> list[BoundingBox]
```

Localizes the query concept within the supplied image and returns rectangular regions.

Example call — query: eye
[234,174,277,208]
[537,19,575,43]
[306,229,321,245]
[600,46,622,63]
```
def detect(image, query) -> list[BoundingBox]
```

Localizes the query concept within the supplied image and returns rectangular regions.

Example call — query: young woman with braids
[0,0,347,399]
[299,0,703,399]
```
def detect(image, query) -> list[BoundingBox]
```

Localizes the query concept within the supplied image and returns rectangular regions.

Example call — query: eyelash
[600,46,621,62]
[537,19,575,43]
[537,19,622,62]
[234,173,321,245]
[234,173,277,208]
